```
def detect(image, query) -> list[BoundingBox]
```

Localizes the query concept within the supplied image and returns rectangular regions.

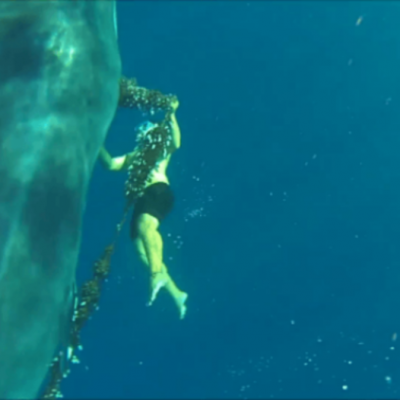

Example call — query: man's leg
[136,213,163,275]
[161,264,188,319]
[135,214,167,303]
[134,214,188,318]
[136,243,187,312]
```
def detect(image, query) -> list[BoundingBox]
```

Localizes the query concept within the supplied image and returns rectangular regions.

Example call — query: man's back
[147,155,172,186]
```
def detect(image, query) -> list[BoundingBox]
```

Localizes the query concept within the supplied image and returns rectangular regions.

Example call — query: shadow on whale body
[0,1,121,398]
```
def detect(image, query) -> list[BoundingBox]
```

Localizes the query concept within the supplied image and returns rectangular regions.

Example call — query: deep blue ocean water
[65,1,400,398]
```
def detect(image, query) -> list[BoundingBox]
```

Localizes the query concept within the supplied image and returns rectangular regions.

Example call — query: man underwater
[99,99,188,319]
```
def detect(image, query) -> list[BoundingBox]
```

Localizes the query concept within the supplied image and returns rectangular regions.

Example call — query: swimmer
[99,100,188,319]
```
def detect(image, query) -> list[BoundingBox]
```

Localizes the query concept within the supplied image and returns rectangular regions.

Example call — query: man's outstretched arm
[169,100,181,150]
[98,147,135,171]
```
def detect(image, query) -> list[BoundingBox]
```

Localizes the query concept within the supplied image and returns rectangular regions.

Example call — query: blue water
[66,1,400,398]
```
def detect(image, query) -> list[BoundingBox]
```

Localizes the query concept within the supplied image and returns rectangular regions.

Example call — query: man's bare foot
[175,292,188,320]
[148,272,168,306]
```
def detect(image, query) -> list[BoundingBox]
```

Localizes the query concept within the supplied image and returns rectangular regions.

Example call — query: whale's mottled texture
[0,1,121,398]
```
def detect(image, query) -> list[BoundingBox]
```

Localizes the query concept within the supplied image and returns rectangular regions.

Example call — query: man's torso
[146,154,171,187]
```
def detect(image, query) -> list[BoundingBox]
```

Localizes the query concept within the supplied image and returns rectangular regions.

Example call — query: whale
[0,1,121,398]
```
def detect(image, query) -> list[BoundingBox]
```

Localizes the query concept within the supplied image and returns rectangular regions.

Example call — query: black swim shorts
[130,182,175,239]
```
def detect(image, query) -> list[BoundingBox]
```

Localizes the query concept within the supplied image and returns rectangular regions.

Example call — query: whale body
[0,1,121,398]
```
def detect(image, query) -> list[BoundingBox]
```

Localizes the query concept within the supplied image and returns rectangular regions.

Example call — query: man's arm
[170,113,181,150]
[98,147,134,171]
[169,100,181,150]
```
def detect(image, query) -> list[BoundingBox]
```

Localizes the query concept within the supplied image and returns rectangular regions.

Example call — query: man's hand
[170,98,179,113]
